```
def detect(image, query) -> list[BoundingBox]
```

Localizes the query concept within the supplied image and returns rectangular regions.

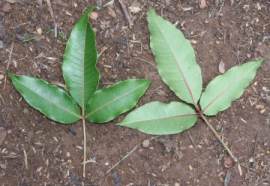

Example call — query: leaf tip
[147,8,156,20]
[7,72,19,82]
[138,79,151,94]
[6,71,14,78]
[117,121,131,128]
[116,122,122,126]
[147,8,156,15]
[83,6,96,16]
[257,59,264,66]
[78,6,96,25]
[246,59,264,71]
[144,79,151,87]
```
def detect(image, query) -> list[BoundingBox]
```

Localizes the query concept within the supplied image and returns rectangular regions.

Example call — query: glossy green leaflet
[119,9,263,167]
[9,7,150,177]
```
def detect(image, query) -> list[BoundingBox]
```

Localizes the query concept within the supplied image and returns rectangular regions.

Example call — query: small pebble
[0,74,4,80]
[256,105,264,110]
[266,114,270,126]
[260,109,266,114]
[4,0,17,3]
[0,40,4,49]
[0,163,6,169]
[218,61,225,73]
[142,139,150,148]
[129,2,142,14]
[23,108,29,114]
[199,0,207,9]
[191,40,197,44]
[36,27,42,35]
[2,3,12,13]
[107,7,116,18]
[90,12,98,20]
[249,157,255,167]
[223,156,234,168]
[262,87,270,92]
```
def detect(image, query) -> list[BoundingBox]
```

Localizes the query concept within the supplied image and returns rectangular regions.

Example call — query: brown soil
[0,0,270,186]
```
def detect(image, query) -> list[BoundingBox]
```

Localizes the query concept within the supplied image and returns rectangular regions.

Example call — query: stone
[0,74,4,80]
[0,40,4,49]
[2,3,12,13]
[142,139,150,148]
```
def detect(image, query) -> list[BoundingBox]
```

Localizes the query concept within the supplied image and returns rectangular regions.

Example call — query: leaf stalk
[199,111,239,163]
[82,114,87,178]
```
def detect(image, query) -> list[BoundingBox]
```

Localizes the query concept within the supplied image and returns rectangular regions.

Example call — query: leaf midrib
[86,83,146,118]
[152,16,196,105]
[17,79,81,118]
[121,113,196,126]
[81,20,88,111]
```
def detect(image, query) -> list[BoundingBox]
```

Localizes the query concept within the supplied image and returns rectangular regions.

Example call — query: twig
[130,40,143,53]
[199,113,238,162]
[0,93,5,105]
[224,170,232,186]
[251,132,258,156]
[135,57,156,68]
[237,163,243,176]
[46,0,57,38]
[199,112,242,175]
[3,42,14,90]
[105,136,157,176]
[96,0,103,9]
[46,0,54,21]
[118,0,133,28]
[97,46,108,59]
[23,148,28,170]
[83,158,96,165]
[106,143,139,175]
[187,131,197,151]
[103,0,115,8]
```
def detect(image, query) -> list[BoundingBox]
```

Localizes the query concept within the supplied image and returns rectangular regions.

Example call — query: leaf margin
[9,73,81,124]
[200,60,263,116]
[62,6,100,109]
[86,79,151,123]
[118,101,198,135]
[147,9,203,105]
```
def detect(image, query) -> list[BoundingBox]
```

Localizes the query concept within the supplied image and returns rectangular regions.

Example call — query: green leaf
[62,7,99,109]
[200,60,263,116]
[86,79,150,123]
[147,9,202,105]
[9,74,81,124]
[118,101,197,135]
